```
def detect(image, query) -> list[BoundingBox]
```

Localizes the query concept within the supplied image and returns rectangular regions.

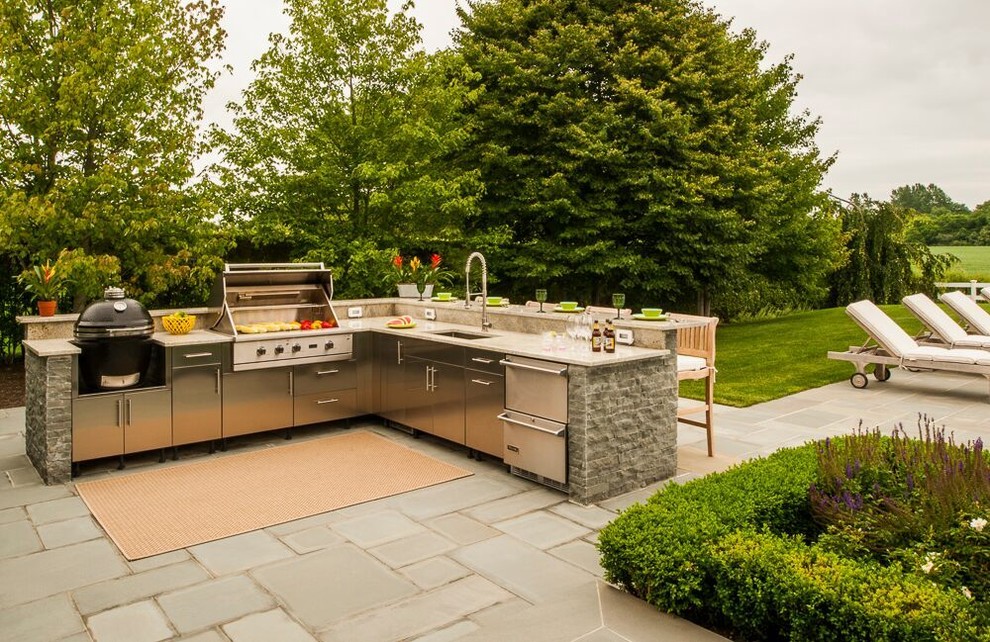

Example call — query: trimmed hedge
[598,445,989,641]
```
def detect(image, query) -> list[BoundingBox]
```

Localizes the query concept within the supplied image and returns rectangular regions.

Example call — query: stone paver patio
[0,366,987,641]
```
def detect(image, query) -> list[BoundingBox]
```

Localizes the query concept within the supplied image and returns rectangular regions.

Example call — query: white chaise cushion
[940,290,990,336]
[846,300,919,357]
[677,355,708,372]
[902,293,970,343]
[953,336,990,349]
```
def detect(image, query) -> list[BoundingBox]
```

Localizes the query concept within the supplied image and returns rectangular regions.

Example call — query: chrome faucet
[464,251,492,332]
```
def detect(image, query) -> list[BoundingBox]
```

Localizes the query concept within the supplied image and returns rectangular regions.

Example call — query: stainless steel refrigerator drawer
[500,356,568,424]
[500,410,567,485]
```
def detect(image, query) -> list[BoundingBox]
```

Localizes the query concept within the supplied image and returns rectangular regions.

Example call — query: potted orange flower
[18,258,70,316]
[387,253,452,299]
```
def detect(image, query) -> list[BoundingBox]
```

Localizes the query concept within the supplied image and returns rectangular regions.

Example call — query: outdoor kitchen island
[21,299,684,504]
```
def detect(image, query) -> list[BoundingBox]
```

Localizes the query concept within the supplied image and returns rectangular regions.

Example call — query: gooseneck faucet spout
[465,252,491,332]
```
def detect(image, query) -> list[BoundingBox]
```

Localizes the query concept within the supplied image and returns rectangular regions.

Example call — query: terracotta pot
[37,300,57,317]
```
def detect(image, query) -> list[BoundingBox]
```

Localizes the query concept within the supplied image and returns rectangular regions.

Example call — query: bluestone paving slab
[127,549,191,573]
[399,556,472,590]
[0,483,71,510]
[493,512,592,549]
[318,574,512,642]
[279,525,346,554]
[60,633,95,642]
[0,433,22,457]
[189,529,294,575]
[452,535,596,604]
[549,502,616,530]
[7,465,42,487]
[0,506,24,524]
[549,539,604,577]
[394,475,521,520]
[0,538,128,609]
[37,515,102,549]
[158,575,274,634]
[368,530,456,568]
[86,599,174,642]
[461,488,564,524]
[331,509,426,548]
[0,519,42,559]
[425,513,500,545]
[575,629,628,642]
[26,495,90,525]
[73,560,211,615]
[0,453,31,472]
[176,631,228,642]
[222,608,316,642]
[458,581,603,641]
[412,620,480,642]
[599,582,729,641]
[263,510,339,536]
[251,543,417,631]
[0,594,85,642]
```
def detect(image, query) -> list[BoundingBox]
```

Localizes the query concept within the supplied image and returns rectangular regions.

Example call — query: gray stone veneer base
[25,350,73,484]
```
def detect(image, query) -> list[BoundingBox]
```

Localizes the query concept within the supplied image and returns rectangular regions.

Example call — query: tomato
[300,320,312,330]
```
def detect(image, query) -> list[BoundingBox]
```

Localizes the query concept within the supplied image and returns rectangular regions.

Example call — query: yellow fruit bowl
[162,315,196,335]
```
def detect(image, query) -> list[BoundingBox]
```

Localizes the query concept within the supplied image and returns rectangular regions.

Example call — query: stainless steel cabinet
[405,358,465,444]
[171,344,222,446]
[377,334,407,424]
[465,369,504,457]
[72,387,172,462]
[293,360,359,426]
[222,367,293,437]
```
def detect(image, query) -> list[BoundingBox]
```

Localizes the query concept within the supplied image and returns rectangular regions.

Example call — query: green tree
[830,196,952,305]
[0,0,230,312]
[891,183,969,216]
[208,0,481,297]
[453,0,837,315]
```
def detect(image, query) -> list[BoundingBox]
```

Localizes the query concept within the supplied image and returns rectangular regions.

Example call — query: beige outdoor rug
[76,430,472,560]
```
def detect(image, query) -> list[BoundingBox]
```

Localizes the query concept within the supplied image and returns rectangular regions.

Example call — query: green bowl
[436,292,452,300]
[559,301,578,311]
[641,308,663,318]
[486,296,503,305]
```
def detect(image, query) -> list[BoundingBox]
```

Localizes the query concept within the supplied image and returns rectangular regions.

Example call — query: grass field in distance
[931,246,990,280]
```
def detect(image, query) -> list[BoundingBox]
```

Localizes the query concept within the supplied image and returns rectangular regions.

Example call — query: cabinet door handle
[126,399,132,426]
[184,352,213,359]
[215,368,221,395]
[288,370,294,395]
[425,365,432,390]
[397,341,403,364]
[471,378,493,386]
[471,357,494,364]
[116,399,123,427]
[316,398,339,405]
[316,369,339,375]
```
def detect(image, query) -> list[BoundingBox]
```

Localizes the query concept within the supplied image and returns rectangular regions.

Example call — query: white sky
[204,0,990,208]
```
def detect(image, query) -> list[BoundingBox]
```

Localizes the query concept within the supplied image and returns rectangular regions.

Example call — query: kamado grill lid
[74,287,154,339]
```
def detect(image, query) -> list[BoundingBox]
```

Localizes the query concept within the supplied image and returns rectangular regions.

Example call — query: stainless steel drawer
[293,361,357,395]
[501,410,567,485]
[294,388,358,426]
[501,355,568,424]
[172,343,224,367]
[465,349,503,375]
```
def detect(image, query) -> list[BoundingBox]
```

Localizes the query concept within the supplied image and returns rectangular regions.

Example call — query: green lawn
[680,304,932,407]
[931,245,990,278]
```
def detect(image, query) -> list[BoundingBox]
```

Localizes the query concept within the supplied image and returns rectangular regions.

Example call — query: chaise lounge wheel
[850,372,869,389]
[874,365,891,381]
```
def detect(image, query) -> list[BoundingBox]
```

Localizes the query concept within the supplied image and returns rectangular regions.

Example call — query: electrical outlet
[347,306,362,318]
[616,328,634,345]
[347,319,363,329]
[424,308,436,320]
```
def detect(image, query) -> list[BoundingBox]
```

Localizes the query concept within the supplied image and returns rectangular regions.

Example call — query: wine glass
[416,281,427,301]
[612,293,625,320]
[566,316,579,347]
[535,288,548,313]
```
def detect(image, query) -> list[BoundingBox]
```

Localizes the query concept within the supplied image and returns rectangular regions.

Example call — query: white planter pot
[396,283,433,298]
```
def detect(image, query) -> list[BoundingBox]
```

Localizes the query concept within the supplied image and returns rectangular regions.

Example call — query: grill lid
[74,287,154,339]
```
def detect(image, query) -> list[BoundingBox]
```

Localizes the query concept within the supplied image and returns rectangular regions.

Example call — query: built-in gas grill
[210,263,352,370]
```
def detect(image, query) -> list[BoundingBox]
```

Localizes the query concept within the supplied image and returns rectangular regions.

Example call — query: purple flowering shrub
[810,416,990,601]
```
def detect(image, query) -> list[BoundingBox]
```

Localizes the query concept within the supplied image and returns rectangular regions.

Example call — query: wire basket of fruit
[162,312,196,335]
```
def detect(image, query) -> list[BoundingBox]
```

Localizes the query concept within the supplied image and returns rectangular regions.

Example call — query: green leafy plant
[18,258,70,301]
[386,253,454,290]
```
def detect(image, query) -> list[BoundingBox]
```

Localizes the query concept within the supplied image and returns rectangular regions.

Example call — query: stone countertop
[152,329,232,347]
[359,316,668,366]
[22,338,80,357]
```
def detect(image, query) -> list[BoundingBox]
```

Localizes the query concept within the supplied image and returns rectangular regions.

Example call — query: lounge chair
[827,299,990,398]
[902,293,990,349]
[984,287,990,303]
[940,290,990,336]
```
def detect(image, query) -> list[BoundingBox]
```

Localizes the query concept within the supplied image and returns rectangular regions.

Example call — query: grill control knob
[274,345,285,355]
[324,340,334,350]
[291,344,302,353]
[256,346,267,356]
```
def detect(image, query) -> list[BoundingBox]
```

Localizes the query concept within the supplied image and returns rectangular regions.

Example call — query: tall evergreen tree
[454,0,837,314]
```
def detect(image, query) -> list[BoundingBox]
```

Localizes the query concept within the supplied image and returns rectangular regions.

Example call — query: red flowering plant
[387,253,453,289]
[18,257,70,301]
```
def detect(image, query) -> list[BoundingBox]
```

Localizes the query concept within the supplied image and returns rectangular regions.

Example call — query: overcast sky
[205,0,990,208]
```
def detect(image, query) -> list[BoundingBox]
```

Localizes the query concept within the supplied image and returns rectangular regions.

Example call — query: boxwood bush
[598,441,990,641]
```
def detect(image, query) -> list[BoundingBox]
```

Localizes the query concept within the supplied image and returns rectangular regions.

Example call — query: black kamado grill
[74,287,155,391]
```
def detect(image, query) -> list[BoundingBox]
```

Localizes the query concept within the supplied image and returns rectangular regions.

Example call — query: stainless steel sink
[428,329,496,340]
